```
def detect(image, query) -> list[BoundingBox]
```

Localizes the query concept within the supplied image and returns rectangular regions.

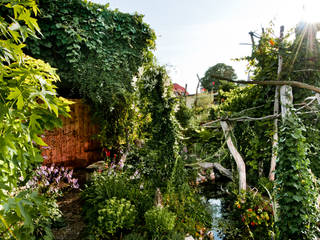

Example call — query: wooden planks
[42,99,101,168]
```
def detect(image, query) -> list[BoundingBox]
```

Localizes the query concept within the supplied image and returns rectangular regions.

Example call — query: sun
[302,0,320,23]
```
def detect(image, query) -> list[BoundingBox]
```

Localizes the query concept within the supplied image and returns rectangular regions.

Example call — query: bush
[92,197,137,238]
[123,232,148,240]
[0,190,62,240]
[145,207,176,236]
[82,170,154,238]
[163,190,212,238]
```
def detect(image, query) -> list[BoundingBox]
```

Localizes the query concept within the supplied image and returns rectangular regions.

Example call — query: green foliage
[123,232,148,240]
[218,189,274,240]
[200,63,237,91]
[82,170,154,237]
[286,22,320,102]
[276,113,319,239]
[208,84,274,182]
[0,1,70,200]
[144,207,176,236]
[0,189,62,240]
[24,0,156,150]
[94,197,137,237]
[0,2,71,239]
[164,190,212,237]
[175,99,192,128]
[137,64,181,187]
[283,22,320,177]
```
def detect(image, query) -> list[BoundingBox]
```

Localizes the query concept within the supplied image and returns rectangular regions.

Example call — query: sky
[90,0,319,93]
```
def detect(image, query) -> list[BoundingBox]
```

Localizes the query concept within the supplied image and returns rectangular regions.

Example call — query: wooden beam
[210,74,320,93]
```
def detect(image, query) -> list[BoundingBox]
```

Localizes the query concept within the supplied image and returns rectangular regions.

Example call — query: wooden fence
[42,99,101,168]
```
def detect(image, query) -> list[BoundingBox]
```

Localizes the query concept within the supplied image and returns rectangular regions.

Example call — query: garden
[1,1,320,240]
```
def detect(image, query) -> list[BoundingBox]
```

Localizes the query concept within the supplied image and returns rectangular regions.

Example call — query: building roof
[173,83,189,95]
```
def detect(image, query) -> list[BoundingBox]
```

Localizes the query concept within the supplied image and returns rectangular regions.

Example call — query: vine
[25,0,156,150]
[276,112,319,239]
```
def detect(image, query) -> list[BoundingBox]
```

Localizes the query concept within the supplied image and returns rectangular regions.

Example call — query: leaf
[7,87,21,100]
[17,94,24,110]
[29,113,41,129]
[32,134,48,146]
[50,104,59,117]
[18,201,33,228]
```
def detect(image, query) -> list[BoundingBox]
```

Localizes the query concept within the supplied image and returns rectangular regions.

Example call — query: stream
[208,198,223,240]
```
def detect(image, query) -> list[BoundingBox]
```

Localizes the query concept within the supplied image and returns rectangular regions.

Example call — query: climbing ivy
[276,112,319,239]
[137,63,182,187]
[24,0,156,150]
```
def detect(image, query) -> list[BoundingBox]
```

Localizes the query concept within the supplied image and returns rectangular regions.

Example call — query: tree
[0,1,70,238]
[200,63,237,91]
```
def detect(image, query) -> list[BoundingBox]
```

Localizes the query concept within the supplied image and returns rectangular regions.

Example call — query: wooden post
[269,25,284,181]
[280,85,293,118]
[220,121,246,192]
[184,83,188,102]
[195,74,201,107]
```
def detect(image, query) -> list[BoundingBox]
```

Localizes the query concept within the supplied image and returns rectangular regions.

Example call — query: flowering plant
[24,165,79,197]
[234,190,274,239]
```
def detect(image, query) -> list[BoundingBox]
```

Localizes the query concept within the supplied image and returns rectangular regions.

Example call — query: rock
[185,236,195,240]
[86,160,105,170]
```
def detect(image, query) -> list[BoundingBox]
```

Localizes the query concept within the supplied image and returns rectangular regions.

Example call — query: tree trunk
[220,121,246,192]
[269,26,284,181]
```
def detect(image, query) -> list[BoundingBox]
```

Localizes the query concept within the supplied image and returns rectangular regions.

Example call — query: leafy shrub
[164,190,212,237]
[175,99,192,128]
[82,170,154,238]
[123,232,148,240]
[0,190,62,240]
[92,197,137,238]
[145,207,176,236]
[0,1,70,239]
[218,189,275,240]
[0,0,71,202]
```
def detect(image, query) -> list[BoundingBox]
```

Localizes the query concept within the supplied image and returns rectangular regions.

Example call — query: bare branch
[202,114,280,127]
[296,97,317,112]
[297,110,320,115]
[293,69,320,72]
[210,74,320,93]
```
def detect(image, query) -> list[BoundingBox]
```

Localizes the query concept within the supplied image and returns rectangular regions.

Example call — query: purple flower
[44,179,50,186]
[55,176,61,183]
[118,160,124,169]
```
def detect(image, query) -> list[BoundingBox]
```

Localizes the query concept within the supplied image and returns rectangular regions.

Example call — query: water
[208,198,223,240]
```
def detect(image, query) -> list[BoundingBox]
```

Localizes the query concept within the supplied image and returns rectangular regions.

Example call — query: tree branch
[202,114,280,126]
[210,74,320,93]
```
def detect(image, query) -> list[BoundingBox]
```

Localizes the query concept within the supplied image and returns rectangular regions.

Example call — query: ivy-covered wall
[25,0,156,150]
